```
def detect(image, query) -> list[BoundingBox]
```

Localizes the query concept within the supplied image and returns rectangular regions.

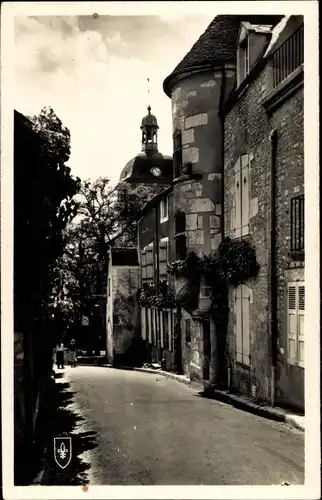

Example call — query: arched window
[174,211,186,260]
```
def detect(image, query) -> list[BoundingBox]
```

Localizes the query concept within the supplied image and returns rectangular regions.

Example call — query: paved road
[59,365,304,485]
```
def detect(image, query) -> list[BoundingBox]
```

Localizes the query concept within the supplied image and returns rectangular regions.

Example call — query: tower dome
[141,105,159,128]
[119,105,173,187]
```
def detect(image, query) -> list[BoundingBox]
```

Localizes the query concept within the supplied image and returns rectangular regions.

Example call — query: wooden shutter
[241,285,250,365]
[170,310,175,352]
[146,247,153,280]
[159,240,168,278]
[287,284,297,363]
[141,307,146,340]
[147,308,152,343]
[241,158,250,236]
[297,284,305,367]
[160,310,164,348]
[234,160,242,238]
[235,286,243,362]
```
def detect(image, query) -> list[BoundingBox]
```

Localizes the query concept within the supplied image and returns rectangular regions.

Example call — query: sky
[14,13,214,185]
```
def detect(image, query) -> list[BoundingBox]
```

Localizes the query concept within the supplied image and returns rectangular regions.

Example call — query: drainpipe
[269,129,278,407]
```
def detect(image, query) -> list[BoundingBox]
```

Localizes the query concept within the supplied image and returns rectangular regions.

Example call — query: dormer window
[237,22,273,87]
[240,36,250,82]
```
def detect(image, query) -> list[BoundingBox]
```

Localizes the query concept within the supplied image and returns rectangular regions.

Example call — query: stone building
[134,14,304,411]
[221,15,304,410]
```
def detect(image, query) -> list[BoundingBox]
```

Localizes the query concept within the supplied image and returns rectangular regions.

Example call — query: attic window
[238,35,250,86]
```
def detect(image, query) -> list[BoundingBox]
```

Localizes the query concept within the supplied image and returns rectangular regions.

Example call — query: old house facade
[222,15,304,410]
[133,15,304,412]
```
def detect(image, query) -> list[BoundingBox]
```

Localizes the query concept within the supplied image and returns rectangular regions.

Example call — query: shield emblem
[54,437,72,469]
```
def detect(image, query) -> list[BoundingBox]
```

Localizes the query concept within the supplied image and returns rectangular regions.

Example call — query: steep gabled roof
[163,15,283,97]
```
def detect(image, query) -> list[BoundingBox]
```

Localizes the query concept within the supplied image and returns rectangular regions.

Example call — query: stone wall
[224,65,272,402]
[171,68,235,380]
[269,85,304,410]
[112,266,140,363]
[224,58,304,407]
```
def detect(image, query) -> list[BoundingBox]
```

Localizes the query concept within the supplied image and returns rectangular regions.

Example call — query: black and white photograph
[1,1,320,498]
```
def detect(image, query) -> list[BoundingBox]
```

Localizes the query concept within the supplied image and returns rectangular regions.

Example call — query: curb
[101,364,304,431]
[198,388,304,431]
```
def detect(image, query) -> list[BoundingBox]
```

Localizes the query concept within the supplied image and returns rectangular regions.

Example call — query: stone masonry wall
[171,68,235,380]
[224,60,304,407]
[224,66,271,401]
[269,85,304,410]
[112,266,140,358]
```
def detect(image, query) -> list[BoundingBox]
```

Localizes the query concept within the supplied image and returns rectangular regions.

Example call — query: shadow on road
[39,375,98,485]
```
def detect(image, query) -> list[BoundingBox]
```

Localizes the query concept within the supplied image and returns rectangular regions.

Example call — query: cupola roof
[141,106,159,128]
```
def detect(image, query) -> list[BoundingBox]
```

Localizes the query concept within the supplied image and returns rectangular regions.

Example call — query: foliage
[216,237,260,286]
[137,281,177,309]
[14,107,81,335]
[66,178,156,303]
[166,252,201,279]
[165,238,259,322]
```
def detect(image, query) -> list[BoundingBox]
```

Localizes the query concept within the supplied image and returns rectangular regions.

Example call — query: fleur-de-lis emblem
[57,442,68,459]
[54,437,72,469]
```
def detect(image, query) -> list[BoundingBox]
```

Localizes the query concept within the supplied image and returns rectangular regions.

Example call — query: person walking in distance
[69,339,77,367]
[56,341,65,369]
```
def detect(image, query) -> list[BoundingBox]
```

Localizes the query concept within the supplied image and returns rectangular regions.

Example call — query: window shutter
[234,167,242,238]
[160,311,164,348]
[170,310,175,352]
[241,163,250,236]
[147,308,152,343]
[241,285,250,365]
[287,284,297,363]
[297,285,305,367]
[146,248,153,279]
[235,286,243,362]
[141,307,146,340]
[159,240,168,277]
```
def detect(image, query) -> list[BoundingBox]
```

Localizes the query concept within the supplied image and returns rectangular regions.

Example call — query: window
[159,237,169,280]
[237,35,250,86]
[291,195,304,252]
[233,155,250,238]
[160,197,169,223]
[287,282,305,367]
[235,284,251,366]
[273,24,304,87]
[141,307,146,340]
[142,242,154,282]
[174,212,187,260]
[173,131,183,179]
[241,37,249,78]
[185,319,191,343]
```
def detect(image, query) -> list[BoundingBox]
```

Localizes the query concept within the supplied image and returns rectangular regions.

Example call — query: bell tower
[140,106,159,153]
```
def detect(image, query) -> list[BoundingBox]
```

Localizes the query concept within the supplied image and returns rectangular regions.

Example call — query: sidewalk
[103,364,304,432]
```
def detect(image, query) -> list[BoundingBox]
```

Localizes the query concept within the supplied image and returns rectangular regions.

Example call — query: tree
[60,178,156,353]
[70,177,155,286]
[14,106,81,337]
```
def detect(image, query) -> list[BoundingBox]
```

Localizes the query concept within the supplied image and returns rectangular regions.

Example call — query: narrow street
[53,366,304,486]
